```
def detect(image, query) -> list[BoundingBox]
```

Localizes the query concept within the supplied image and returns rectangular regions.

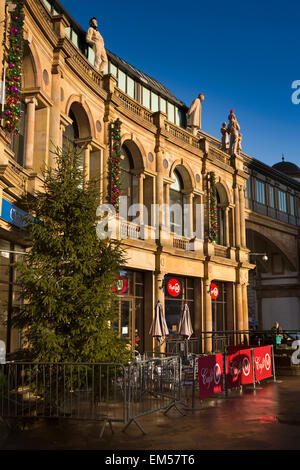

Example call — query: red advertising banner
[198,354,224,399]
[226,349,254,389]
[253,346,273,381]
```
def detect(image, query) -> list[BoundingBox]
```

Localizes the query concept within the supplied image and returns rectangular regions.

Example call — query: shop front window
[165,275,194,338]
[211,281,227,332]
[0,241,25,354]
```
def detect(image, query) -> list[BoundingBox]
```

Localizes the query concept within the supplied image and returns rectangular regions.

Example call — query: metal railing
[124,356,185,434]
[0,357,186,436]
[0,362,127,438]
[165,329,300,355]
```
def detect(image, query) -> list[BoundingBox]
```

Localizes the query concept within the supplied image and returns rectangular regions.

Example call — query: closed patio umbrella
[178,303,193,339]
[178,303,193,356]
[149,300,169,344]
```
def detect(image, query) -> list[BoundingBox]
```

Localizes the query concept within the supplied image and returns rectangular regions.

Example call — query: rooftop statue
[86,17,108,74]
[187,93,205,136]
[227,109,240,157]
[220,122,229,151]
[237,133,243,156]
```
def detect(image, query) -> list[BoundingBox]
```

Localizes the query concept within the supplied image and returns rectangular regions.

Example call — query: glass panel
[88,46,95,66]
[135,271,144,284]
[127,77,135,99]
[269,186,275,208]
[151,92,159,112]
[160,97,167,114]
[290,195,295,215]
[120,301,130,338]
[167,103,175,123]
[71,31,79,48]
[135,283,143,298]
[43,0,51,11]
[142,87,150,108]
[278,190,286,212]
[110,63,117,77]
[135,299,144,351]
[118,70,126,92]
[246,178,251,199]
[170,171,182,191]
[65,27,71,38]
[255,180,265,204]
[175,107,181,126]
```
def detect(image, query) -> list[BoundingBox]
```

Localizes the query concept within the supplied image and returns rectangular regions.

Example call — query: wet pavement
[1,376,300,450]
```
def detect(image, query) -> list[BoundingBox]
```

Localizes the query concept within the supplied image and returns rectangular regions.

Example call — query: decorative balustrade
[115,89,154,124]
[173,236,189,250]
[165,121,202,150]
[214,244,228,258]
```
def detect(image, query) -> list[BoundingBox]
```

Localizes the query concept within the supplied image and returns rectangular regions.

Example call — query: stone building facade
[0,0,299,355]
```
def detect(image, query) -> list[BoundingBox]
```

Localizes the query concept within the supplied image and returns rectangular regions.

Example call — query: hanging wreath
[208,171,218,243]
[110,118,122,212]
[4,0,25,136]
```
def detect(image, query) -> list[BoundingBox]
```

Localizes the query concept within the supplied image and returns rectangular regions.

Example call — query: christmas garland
[4,0,25,136]
[208,171,218,243]
[110,118,122,212]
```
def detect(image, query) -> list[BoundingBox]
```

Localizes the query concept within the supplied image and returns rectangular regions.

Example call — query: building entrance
[113,270,144,352]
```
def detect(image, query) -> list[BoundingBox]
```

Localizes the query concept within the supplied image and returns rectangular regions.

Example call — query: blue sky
[61,0,300,167]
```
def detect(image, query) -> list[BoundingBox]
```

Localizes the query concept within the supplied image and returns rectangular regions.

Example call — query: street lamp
[249,252,268,262]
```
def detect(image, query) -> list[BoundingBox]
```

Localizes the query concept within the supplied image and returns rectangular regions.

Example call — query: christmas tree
[12,145,130,364]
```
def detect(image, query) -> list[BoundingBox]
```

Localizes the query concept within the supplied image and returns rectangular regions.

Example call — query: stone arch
[169,160,195,192]
[215,182,230,206]
[246,225,297,271]
[22,41,41,89]
[121,135,145,172]
[65,95,95,138]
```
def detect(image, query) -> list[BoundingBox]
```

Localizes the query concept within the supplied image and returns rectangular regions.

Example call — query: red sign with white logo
[113,275,128,295]
[167,278,182,297]
[211,283,219,300]
[226,348,254,388]
[253,346,273,381]
[198,354,224,399]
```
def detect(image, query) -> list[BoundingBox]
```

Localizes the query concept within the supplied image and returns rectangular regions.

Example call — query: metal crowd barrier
[124,356,186,435]
[0,357,186,437]
[0,362,127,438]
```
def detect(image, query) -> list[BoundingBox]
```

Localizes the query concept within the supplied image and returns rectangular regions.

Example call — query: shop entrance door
[119,298,133,343]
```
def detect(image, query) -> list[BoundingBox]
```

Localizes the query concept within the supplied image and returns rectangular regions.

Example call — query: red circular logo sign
[167,279,182,297]
[211,283,219,300]
[113,275,128,295]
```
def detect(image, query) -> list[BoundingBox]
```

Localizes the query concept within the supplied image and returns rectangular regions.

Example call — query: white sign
[291,340,300,365]
[0,341,6,364]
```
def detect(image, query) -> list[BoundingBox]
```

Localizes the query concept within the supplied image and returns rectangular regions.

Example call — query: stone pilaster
[24,97,38,169]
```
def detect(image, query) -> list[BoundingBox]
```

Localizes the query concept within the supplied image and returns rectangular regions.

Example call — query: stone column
[138,173,145,225]
[24,97,38,169]
[188,192,194,238]
[239,185,246,248]
[236,283,244,343]
[234,186,241,248]
[49,67,62,167]
[83,144,91,186]
[225,207,230,247]
[242,283,249,343]
[204,279,212,352]
[165,182,170,229]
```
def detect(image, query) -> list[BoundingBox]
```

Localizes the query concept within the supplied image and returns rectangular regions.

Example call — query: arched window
[10,101,27,166]
[120,146,138,215]
[170,169,184,235]
[216,189,225,246]
[63,109,79,149]
[63,108,84,179]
